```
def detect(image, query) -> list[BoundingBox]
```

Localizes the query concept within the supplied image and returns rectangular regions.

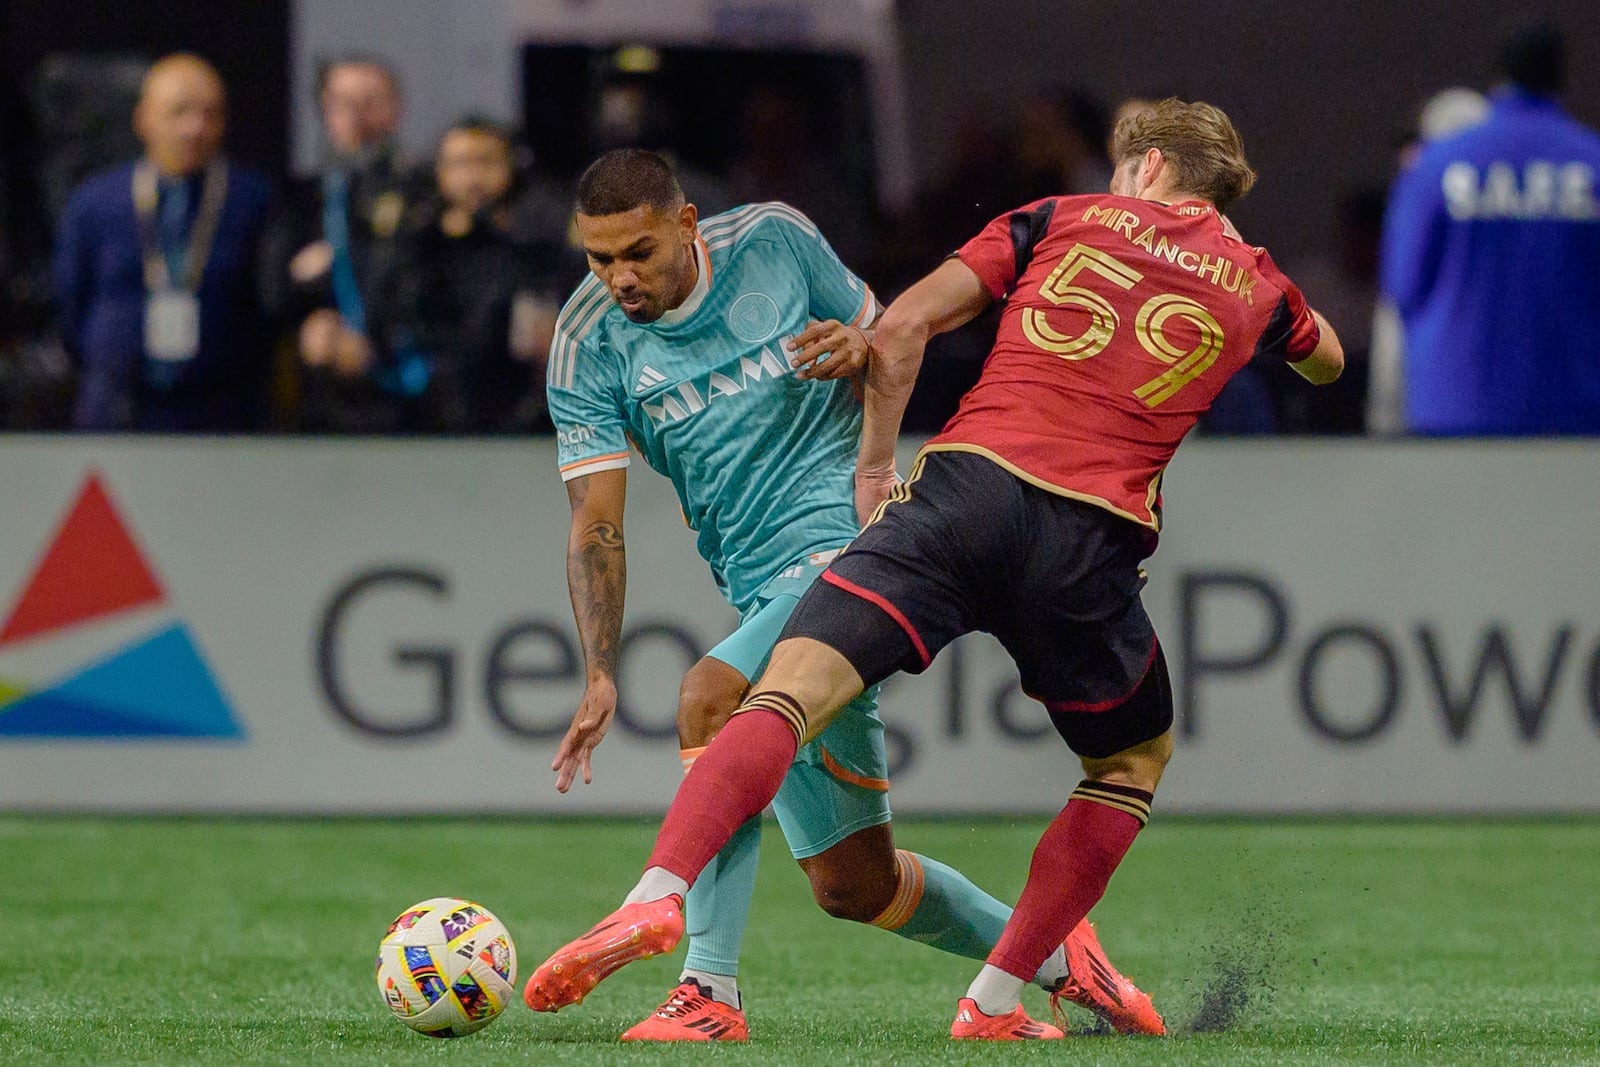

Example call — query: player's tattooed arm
[567,476,626,676]
[554,468,628,791]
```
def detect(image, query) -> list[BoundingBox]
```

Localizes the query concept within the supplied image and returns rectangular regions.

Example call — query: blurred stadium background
[1,1,1597,1062]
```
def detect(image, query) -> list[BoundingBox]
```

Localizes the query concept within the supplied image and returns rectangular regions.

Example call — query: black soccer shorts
[781,449,1172,759]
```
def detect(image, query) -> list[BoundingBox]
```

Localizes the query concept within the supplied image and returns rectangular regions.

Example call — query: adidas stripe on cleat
[620,980,749,1042]
[523,895,685,1013]
[950,998,1064,1040]
[1052,918,1166,1035]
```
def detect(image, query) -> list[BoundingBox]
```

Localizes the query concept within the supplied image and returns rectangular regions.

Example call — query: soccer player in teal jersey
[530,149,1161,1041]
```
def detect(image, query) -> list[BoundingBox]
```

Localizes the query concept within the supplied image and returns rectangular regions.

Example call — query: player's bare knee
[676,661,747,748]
[802,862,896,923]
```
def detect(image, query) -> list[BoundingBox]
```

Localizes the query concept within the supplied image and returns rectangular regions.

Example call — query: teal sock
[681,814,762,977]
[875,850,1012,964]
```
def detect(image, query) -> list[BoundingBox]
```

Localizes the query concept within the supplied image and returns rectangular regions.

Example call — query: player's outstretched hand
[787,319,871,382]
[854,461,901,525]
[552,676,618,793]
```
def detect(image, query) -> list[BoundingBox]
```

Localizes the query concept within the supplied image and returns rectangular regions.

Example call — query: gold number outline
[1021,243,1227,407]
[1020,244,1143,360]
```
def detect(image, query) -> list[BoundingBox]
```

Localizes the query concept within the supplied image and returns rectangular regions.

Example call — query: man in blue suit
[53,53,275,431]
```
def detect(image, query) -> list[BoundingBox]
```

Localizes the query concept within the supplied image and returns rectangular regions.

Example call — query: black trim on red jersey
[1251,293,1295,363]
[1008,199,1058,290]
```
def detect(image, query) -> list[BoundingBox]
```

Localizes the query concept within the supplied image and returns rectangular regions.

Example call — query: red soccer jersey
[927,195,1320,530]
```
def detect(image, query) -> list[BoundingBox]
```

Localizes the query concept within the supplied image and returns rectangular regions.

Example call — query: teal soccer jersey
[548,203,881,612]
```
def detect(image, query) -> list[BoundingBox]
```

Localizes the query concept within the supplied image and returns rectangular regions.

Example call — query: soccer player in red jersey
[528,98,1344,1039]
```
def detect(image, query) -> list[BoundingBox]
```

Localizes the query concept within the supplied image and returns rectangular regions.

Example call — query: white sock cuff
[966,963,1027,1017]
[625,866,690,906]
[681,968,741,1009]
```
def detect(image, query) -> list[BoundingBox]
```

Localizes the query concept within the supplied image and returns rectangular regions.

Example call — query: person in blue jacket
[53,54,275,431]
[1379,22,1600,435]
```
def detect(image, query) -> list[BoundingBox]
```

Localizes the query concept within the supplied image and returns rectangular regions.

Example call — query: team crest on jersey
[727,292,780,343]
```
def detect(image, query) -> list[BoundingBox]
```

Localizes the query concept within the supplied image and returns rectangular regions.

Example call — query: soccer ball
[375,897,518,1038]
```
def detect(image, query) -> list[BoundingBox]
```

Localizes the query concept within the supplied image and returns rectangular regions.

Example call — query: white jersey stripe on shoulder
[700,202,819,245]
[563,286,614,353]
[704,209,822,251]
[551,280,610,385]
[552,280,614,389]
[553,275,608,336]
[550,280,608,386]
[700,202,817,242]
[698,201,776,238]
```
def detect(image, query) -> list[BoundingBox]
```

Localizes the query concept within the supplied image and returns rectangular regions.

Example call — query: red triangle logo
[0,471,165,647]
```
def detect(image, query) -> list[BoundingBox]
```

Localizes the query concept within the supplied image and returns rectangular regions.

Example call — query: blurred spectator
[369,119,565,433]
[727,86,870,265]
[52,54,275,431]
[872,109,1009,432]
[886,89,1117,434]
[589,75,733,217]
[1013,86,1113,202]
[1380,22,1600,434]
[873,109,1008,289]
[1278,188,1385,434]
[265,55,421,432]
[1366,87,1489,436]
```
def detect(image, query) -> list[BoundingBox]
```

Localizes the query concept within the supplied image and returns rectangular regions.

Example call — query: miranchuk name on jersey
[928,195,1320,530]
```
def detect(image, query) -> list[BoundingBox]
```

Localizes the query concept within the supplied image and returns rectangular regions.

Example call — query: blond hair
[1112,98,1256,211]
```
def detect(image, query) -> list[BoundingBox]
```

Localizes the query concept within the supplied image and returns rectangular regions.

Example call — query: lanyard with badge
[132,159,228,364]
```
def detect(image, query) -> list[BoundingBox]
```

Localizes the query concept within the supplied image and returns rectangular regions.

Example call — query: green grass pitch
[1,816,1596,1065]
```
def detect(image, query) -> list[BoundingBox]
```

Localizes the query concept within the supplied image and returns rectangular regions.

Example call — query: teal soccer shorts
[706,550,892,859]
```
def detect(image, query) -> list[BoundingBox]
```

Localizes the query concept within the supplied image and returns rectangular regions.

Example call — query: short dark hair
[438,115,514,153]
[315,54,401,98]
[575,148,684,217]
[1498,21,1566,95]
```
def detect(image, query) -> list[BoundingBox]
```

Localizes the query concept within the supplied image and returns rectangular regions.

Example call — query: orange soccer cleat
[1051,918,1166,1035]
[523,895,685,1013]
[620,980,749,1042]
[950,997,1065,1040]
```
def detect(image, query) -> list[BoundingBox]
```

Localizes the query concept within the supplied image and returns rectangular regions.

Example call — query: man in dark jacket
[372,118,570,432]
[265,55,421,431]
[53,54,274,431]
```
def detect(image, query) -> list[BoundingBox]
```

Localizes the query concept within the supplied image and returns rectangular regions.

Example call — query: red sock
[987,780,1153,979]
[645,701,799,881]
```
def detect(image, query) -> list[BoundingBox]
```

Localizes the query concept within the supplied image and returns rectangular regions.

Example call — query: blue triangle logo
[0,623,243,739]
